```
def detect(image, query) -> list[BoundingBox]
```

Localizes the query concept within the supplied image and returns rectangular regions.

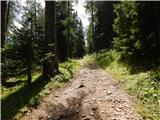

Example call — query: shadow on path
[48,92,103,120]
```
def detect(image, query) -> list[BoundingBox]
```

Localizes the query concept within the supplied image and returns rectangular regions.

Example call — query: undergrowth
[91,50,160,120]
[1,59,79,120]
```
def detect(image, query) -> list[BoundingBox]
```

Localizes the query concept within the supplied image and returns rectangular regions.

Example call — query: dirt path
[21,60,142,120]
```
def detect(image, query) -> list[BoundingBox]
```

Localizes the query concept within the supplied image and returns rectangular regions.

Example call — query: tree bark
[1,1,7,84]
[91,1,95,53]
[67,1,70,58]
[43,1,58,77]
[6,1,10,34]
[1,1,7,48]
[27,17,32,85]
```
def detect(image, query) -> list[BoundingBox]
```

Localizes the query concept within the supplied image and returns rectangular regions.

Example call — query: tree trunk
[54,2,59,73]
[1,1,7,48]
[6,1,10,34]
[91,1,95,53]
[67,1,70,58]
[27,17,33,85]
[43,1,58,77]
[1,1,7,84]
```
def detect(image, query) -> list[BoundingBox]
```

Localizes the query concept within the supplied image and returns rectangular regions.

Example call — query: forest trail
[21,59,142,120]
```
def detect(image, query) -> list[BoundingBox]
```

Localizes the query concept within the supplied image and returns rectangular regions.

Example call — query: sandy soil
[21,60,142,120]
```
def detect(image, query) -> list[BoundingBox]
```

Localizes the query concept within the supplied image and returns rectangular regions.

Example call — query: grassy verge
[1,59,79,120]
[87,50,160,120]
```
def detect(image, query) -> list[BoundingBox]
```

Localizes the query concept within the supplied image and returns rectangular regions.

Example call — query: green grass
[87,50,160,120]
[1,71,41,99]
[1,59,79,120]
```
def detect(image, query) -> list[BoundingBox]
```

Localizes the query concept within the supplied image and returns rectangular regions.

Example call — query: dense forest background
[1,1,160,120]
[87,1,160,67]
[1,1,85,84]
